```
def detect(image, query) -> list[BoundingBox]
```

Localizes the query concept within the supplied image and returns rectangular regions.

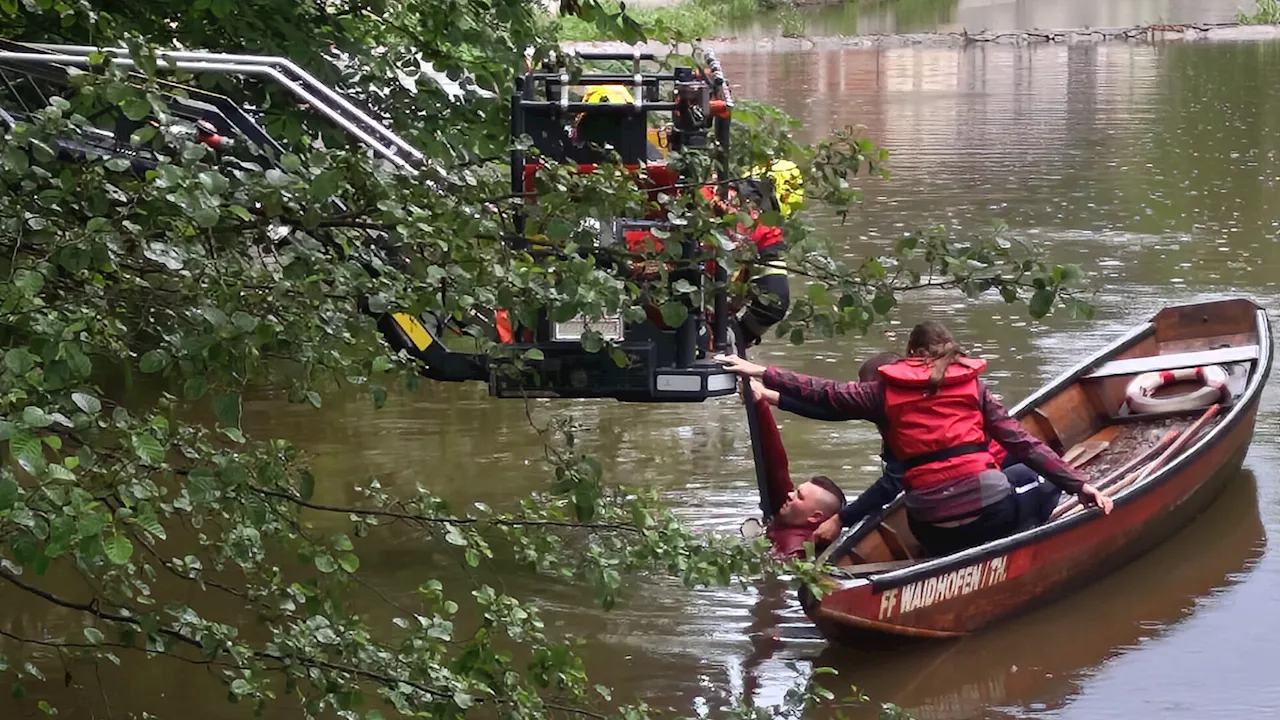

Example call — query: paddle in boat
[800,297,1272,644]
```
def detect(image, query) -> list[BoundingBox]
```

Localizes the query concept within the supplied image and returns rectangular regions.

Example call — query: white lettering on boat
[878,555,1009,619]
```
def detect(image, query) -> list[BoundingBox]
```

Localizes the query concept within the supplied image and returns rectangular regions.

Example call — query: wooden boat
[800,298,1273,644]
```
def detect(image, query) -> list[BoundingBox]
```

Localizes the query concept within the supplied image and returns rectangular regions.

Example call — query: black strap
[900,442,992,471]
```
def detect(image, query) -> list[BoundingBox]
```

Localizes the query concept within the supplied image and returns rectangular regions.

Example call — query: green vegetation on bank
[1238,0,1280,24]
[553,0,757,41]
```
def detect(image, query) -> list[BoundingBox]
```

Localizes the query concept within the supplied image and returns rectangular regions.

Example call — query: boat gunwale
[849,302,1273,593]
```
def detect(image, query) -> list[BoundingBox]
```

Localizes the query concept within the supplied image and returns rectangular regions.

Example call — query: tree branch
[246,484,642,533]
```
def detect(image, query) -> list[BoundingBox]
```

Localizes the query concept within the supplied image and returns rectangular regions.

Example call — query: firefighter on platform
[702,160,803,347]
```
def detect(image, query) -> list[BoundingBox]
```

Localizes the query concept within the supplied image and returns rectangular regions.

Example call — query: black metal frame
[501,49,739,400]
[0,41,743,403]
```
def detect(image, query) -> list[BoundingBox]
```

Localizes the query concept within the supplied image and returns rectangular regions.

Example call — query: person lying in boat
[749,392,848,559]
[755,351,1069,547]
[719,321,1113,557]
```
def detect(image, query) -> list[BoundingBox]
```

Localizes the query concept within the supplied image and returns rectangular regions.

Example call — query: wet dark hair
[808,475,846,511]
[906,321,966,394]
[859,351,902,382]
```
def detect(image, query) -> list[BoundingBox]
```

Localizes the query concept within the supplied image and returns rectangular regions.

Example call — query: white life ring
[1125,365,1229,414]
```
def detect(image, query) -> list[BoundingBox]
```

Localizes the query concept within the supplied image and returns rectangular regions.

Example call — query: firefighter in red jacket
[717,321,1113,557]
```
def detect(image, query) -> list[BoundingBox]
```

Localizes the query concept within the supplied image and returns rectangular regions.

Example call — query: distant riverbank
[564,21,1280,51]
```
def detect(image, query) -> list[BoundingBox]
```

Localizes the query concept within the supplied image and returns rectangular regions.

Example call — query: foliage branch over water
[0,0,1090,717]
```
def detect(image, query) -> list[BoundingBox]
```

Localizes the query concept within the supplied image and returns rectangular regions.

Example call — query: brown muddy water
[7,34,1280,720]
[728,0,1252,38]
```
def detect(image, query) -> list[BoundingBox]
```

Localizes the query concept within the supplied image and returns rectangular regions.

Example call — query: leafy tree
[0,1,1090,718]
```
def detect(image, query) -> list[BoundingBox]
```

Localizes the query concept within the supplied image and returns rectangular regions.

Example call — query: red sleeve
[988,440,1008,466]
[761,367,886,422]
[982,386,1085,493]
[752,398,793,515]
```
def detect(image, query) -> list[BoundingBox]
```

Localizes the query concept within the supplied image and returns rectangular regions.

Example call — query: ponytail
[905,321,967,394]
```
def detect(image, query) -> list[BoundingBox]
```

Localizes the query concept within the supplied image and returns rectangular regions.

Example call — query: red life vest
[879,357,999,489]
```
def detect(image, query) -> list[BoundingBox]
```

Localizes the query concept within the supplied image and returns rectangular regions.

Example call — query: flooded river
[728,0,1252,38]
[7,31,1280,720]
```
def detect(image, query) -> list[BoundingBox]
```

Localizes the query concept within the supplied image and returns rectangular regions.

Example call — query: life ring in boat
[1124,365,1229,414]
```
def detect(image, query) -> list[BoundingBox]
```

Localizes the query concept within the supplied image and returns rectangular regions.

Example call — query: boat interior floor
[829,406,1228,579]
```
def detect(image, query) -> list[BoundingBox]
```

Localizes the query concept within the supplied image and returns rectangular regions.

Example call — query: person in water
[721,321,1113,557]
[750,393,847,558]
[748,351,907,541]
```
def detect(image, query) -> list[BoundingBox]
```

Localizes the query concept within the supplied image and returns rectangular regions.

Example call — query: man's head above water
[859,351,901,382]
[776,475,846,527]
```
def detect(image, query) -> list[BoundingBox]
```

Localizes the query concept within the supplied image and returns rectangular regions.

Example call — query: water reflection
[813,470,1265,719]
[727,0,1249,38]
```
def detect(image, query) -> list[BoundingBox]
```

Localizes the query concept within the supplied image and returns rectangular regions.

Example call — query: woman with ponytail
[717,321,1112,557]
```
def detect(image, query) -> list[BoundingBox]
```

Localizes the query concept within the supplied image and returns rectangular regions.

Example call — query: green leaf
[9,432,45,476]
[522,348,544,362]
[230,679,252,697]
[660,302,689,328]
[444,526,468,546]
[83,627,104,645]
[371,385,387,410]
[311,170,342,201]
[304,391,322,409]
[120,97,152,121]
[46,464,75,482]
[72,392,102,415]
[3,146,29,173]
[1065,297,1096,321]
[135,511,166,540]
[806,283,828,305]
[314,554,338,573]
[132,434,166,466]
[339,553,360,573]
[129,125,157,147]
[103,534,133,565]
[581,329,604,353]
[183,377,208,400]
[192,207,220,228]
[139,350,169,373]
[298,470,315,502]
[871,290,897,316]
[4,348,35,374]
[13,269,44,297]
[1057,263,1084,283]
[21,406,53,428]
[0,477,19,512]
[1028,287,1056,319]
[213,393,241,428]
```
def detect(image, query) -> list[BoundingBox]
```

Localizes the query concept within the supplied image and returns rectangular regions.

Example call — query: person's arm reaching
[778,392,853,422]
[751,397,793,518]
[980,383,1113,513]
